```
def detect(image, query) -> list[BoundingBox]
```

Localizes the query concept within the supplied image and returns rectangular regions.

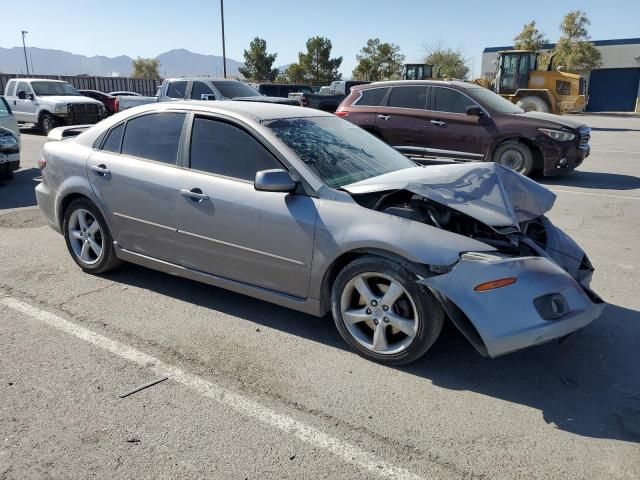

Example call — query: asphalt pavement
[1,115,639,479]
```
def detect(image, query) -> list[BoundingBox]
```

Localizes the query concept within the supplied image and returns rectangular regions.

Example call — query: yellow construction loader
[475,50,587,114]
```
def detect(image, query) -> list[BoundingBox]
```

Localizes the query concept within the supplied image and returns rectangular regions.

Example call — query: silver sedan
[35,101,604,364]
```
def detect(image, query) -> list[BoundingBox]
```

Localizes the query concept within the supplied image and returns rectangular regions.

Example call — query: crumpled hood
[38,95,103,106]
[344,163,556,230]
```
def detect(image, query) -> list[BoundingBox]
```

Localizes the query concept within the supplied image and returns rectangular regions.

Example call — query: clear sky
[2,0,639,78]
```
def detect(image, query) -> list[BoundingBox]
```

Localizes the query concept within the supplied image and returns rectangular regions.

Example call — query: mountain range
[0,47,266,78]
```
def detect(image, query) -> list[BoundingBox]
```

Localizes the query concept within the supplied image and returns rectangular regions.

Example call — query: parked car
[3,79,105,134]
[109,91,141,97]
[35,101,604,365]
[117,78,299,111]
[335,80,591,177]
[258,83,313,98]
[79,90,119,115]
[0,96,20,180]
[298,80,369,112]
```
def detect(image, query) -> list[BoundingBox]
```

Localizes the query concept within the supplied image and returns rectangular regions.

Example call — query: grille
[70,103,101,124]
[579,126,590,149]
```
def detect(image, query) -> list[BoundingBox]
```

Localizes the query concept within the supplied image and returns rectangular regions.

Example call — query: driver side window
[16,82,33,95]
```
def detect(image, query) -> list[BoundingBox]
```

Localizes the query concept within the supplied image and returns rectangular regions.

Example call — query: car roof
[351,80,479,90]
[13,78,67,83]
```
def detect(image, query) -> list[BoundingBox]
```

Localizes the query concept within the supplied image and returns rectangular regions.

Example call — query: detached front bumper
[420,254,605,357]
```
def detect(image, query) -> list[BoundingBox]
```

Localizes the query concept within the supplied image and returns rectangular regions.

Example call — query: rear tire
[492,141,534,176]
[63,198,122,274]
[516,96,550,113]
[39,113,57,135]
[331,255,445,365]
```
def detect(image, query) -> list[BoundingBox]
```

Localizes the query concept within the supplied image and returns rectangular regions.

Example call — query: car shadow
[0,167,41,209]
[537,170,640,191]
[103,262,640,444]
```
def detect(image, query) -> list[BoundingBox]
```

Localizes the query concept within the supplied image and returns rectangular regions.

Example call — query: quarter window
[4,80,16,97]
[121,113,185,164]
[101,123,124,153]
[191,81,215,100]
[433,87,477,114]
[189,117,281,181]
[0,97,11,117]
[165,81,188,99]
[388,86,428,109]
[356,88,389,106]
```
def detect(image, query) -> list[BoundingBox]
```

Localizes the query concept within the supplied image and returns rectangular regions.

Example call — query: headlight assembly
[538,128,575,142]
[54,104,70,114]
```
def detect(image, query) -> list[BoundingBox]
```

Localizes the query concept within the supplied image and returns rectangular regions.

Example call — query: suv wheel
[492,141,534,176]
[63,198,121,274]
[331,255,444,365]
[39,113,57,135]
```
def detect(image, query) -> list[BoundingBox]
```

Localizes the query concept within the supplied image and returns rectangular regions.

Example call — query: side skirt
[114,243,324,317]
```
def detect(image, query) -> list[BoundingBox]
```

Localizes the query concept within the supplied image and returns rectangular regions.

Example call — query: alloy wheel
[340,272,419,355]
[68,209,104,265]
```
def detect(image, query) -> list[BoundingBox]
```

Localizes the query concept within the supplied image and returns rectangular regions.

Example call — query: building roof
[483,37,640,53]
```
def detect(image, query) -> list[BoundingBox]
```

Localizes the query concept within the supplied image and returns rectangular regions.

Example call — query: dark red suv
[335,80,591,176]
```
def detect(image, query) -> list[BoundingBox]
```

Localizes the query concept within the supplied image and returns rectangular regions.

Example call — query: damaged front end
[345,163,605,357]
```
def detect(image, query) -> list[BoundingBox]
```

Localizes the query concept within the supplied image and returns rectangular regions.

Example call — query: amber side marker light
[474,277,517,292]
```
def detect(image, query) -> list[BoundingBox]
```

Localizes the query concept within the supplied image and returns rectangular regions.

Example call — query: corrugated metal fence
[0,74,159,96]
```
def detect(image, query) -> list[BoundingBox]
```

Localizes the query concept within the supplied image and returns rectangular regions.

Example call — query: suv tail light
[335,111,349,118]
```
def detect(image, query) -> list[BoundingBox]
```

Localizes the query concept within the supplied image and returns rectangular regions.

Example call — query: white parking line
[591,149,640,155]
[549,188,640,201]
[0,296,426,480]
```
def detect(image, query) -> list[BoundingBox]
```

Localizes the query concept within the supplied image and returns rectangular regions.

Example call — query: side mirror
[17,90,26,100]
[466,105,483,116]
[254,169,297,193]
[28,93,35,101]
[201,94,217,101]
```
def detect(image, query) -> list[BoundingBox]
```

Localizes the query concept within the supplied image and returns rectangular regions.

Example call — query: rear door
[176,115,316,298]
[87,112,186,263]
[343,86,389,132]
[421,87,493,160]
[375,85,429,153]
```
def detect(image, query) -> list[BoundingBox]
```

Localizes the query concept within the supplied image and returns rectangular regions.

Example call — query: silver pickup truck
[3,79,105,134]
[117,77,299,111]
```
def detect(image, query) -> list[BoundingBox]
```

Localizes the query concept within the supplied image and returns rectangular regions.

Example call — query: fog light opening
[474,277,517,292]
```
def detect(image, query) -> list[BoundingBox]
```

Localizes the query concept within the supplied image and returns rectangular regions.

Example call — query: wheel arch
[56,185,113,235]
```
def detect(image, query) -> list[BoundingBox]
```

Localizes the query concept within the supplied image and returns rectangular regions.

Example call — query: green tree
[132,57,161,79]
[513,21,549,51]
[352,38,405,81]
[283,63,306,83]
[297,37,342,84]
[238,37,279,82]
[553,10,602,72]
[423,42,469,79]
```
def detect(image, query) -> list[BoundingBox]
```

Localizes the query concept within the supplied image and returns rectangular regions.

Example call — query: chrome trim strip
[394,146,485,158]
[178,229,306,266]
[113,212,175,231]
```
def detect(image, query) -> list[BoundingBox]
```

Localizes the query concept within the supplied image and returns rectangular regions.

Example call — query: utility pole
[21,30,30,75]
[220,0,227,78]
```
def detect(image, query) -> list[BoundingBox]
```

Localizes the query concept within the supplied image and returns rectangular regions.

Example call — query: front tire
[331,255,445,365]
[492,141,534,176]
[39,113,57,135]
[63,198,121,274]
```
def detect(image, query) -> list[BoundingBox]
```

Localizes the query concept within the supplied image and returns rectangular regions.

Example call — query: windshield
[215,81,261,99]
[264,116,415,188]
[31,81,81,96]
[465,86,524,114]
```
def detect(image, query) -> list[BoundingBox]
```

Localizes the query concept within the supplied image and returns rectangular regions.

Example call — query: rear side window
[356,88,389,106]
[190,117,281,181]
[388,86,427,109]
[433,87,477,114]
[101,123,124,153]
[121,113,185,164]
[0,97,11,117]
[4,80,16,97]
[190,81,215,100]
[165,81,187,99]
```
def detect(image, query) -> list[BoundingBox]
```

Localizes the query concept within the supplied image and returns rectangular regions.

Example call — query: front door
[176,115,316,298]
[420,87,494,160]
[13,81,38,123]
[87,112,186,263]
[375,85,429,155]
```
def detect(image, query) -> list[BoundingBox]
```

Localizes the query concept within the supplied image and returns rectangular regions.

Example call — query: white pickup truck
[117,77,299,111]
[3,79,105,134]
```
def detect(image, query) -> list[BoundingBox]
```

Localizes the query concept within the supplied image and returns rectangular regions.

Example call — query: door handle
[377,114,390,120]
[180,188,209,202]
[430,120,446,127]
[90,164,110,176]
